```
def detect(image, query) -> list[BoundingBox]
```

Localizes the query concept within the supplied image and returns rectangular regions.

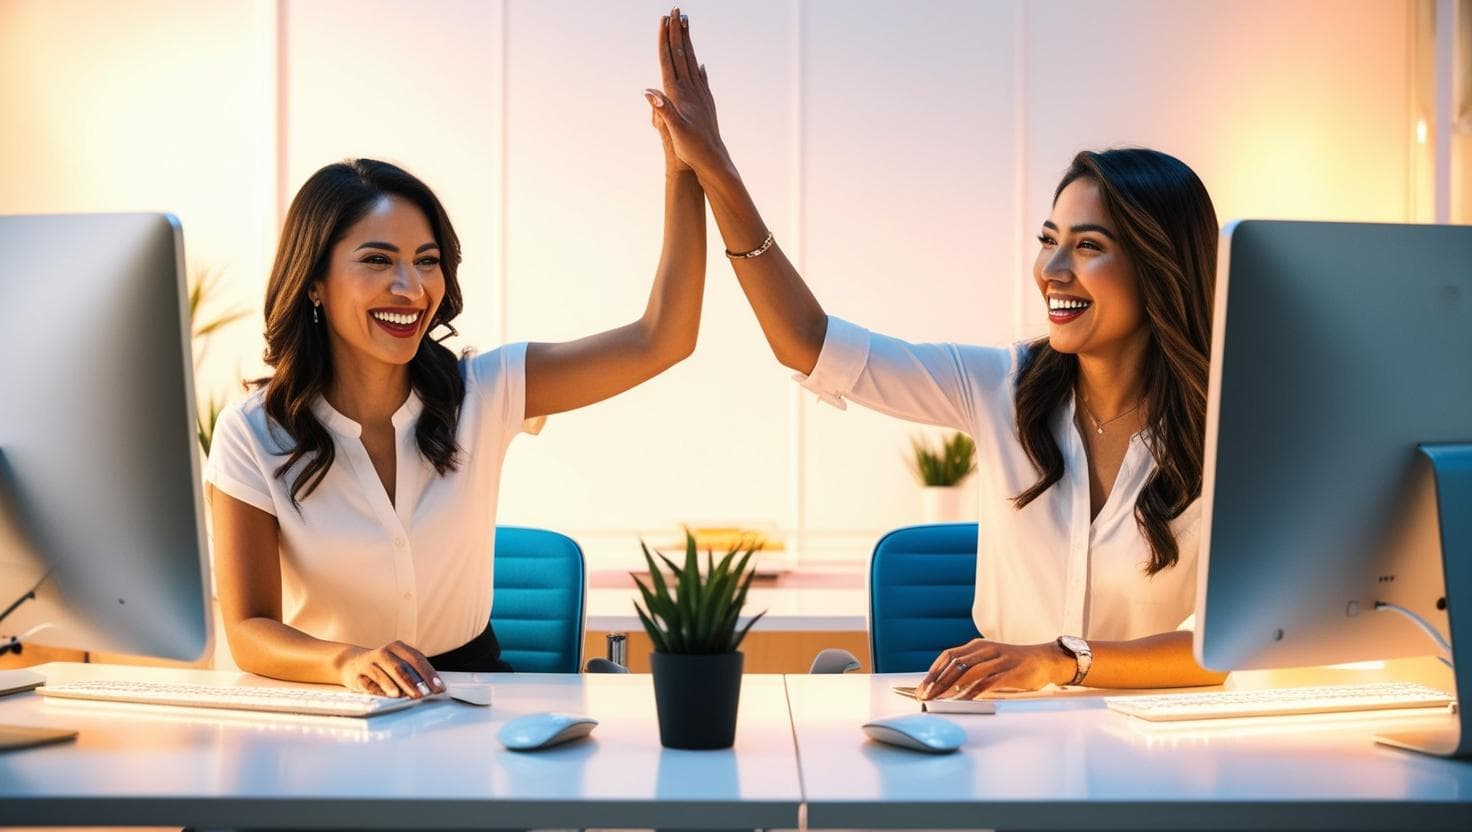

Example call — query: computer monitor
[0,213,212,663]
[1195,220,1471,677]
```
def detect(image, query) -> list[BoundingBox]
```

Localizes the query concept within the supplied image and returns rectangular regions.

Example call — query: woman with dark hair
[648,9,1227,697]
[207,100,707,696]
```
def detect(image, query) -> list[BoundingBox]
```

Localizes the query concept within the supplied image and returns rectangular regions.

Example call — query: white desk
[0,662,802,830]
[786,673,1472,830]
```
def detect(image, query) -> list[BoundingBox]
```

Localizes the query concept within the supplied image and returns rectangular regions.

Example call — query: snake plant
[632,531,767,655]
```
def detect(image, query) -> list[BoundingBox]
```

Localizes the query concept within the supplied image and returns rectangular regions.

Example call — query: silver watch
[1056,635,1092,686]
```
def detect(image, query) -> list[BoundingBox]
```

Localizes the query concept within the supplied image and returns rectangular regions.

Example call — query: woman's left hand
[916,638,1072,700]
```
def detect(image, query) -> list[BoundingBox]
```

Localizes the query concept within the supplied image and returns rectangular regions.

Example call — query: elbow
[660,337,696,371]
[644,319,698,371]
[774,331,822,376]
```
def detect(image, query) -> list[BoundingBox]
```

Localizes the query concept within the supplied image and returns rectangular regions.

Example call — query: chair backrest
[869,522,982,673]
[491,526,586,673]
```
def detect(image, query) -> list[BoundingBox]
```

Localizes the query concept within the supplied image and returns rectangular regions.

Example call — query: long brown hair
[255,159,467,509]
[1013,149,1218,575]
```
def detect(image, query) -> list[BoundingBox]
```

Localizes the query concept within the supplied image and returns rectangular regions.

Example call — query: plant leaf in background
[631,530,767,655]
[187,265,249,456]
[908,431,977,487]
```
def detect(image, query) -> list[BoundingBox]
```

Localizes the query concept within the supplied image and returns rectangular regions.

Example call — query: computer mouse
[861,713,965,753]
[498,712,599,751]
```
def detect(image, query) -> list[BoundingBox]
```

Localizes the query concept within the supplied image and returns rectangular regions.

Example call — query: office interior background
[1,0,1466,577]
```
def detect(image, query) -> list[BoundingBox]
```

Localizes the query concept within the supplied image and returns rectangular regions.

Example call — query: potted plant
[632,531,766,750]
[909,432,977,523]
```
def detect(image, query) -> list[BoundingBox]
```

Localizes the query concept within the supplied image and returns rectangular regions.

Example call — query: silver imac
[1196,220,1471,674]
[1197,219,1472,757]
[0,213,212,662]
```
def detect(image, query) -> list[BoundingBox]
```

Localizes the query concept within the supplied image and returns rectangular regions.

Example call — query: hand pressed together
[643,7,732,179]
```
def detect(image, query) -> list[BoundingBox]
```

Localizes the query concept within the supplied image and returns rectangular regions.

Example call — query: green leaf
[730,609,767,651]
[634,604,669,653]
[641,542,674,605]
[908,431,977,486]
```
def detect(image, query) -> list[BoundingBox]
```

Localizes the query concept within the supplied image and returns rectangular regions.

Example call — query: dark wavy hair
[253,159,466,509]
[1013,149,1218,575]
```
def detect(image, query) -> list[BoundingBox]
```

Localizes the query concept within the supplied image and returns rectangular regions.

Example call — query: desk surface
[3,663,1470,830]
[787,673,1472,830]
[0,662,802,830]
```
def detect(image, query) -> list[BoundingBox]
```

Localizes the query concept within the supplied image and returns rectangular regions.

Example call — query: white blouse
[798,317,1199,644]
[204,344,536,657]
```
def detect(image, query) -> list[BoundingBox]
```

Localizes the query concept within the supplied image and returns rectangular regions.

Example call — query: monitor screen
[1196,220,1471,672]
[0,213,211,662]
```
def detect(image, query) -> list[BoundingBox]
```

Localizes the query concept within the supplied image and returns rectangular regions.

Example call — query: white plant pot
[922,486,965,524]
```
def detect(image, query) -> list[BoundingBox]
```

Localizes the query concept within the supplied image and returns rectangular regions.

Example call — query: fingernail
[386,688,399,698]
[417,682,430,696]
[681,14,689,27]
[433,676,444,689]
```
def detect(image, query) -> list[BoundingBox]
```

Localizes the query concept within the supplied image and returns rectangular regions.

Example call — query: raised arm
[646,8,827,375]
[521,20,708,420]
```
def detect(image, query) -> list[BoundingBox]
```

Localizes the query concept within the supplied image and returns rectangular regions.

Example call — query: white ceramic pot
[922,485,965,523]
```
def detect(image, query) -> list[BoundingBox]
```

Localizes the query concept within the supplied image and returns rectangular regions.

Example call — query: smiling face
[310,195,444,372]
[1033,178,1147,358]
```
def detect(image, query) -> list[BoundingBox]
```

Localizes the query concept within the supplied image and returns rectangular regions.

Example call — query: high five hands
[644,8,731,180]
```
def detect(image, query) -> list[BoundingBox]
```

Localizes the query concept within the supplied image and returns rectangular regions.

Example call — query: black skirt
[428,621,513,672]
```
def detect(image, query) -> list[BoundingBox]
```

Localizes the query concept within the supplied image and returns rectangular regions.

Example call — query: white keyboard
[1106,682,1455,722]
[39,679,432,718]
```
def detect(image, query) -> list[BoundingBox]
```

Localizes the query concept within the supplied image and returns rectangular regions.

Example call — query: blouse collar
[312,389,424,438]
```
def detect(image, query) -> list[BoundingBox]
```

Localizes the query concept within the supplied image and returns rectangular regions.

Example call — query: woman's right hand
[337,640,445,699]
[644,8,731,181]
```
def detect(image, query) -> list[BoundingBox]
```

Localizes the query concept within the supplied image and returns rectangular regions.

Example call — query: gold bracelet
[725,232,775,260]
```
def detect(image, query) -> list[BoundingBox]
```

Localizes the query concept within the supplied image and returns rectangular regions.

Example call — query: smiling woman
[652,10,1228,701]
[206,136,706,697]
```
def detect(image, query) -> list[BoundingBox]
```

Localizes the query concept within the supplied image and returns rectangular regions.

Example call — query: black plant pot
[649,651,744,750]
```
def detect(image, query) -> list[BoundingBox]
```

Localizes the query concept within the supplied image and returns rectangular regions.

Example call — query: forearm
[639,168,707,364]
[1072,631,1228,689]
[226,616,363,686]
[700,165,827,374]
[523,169,706,418]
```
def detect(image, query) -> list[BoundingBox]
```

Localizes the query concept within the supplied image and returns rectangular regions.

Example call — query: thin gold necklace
[1078,393,1144,435]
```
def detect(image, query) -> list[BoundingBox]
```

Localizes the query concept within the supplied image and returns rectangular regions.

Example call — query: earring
[312,302,320,324]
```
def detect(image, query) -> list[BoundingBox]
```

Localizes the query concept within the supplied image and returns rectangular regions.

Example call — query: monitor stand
[1375,444,1471,758]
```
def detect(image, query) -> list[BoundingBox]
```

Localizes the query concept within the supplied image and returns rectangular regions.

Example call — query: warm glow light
[1416,118,1428,144]
[1325,660,1387,671]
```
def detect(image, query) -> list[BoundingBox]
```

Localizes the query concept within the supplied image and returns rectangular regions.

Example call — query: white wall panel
[799,0,1019,539]
[496,1,795,555]
[1022,0,1412,339]
[0,0,268,400]
[284,0,504,354]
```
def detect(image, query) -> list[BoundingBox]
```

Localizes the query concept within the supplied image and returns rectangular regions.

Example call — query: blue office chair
[868,522,983,673]
[490,526,586,674]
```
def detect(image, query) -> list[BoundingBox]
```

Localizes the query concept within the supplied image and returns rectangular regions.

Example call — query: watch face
[1060,635,1088,655]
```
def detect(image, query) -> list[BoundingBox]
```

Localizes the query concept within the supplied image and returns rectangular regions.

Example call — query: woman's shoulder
[215,386,292,456]
[459,342,529,389]
[946,338,1030,393]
